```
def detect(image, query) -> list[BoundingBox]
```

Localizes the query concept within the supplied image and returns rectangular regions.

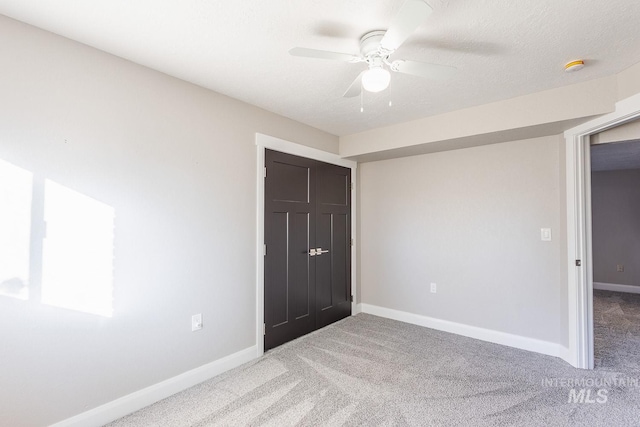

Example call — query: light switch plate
[192,314,203,331]
[541,228,552,241]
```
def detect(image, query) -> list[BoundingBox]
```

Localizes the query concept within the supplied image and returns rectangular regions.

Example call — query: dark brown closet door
[264,149,351,351]
[315,161,352,328]
[264,150,317,350]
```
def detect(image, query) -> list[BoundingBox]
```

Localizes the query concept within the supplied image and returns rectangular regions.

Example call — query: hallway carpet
[109,303,640,426]
[594,289,640,372]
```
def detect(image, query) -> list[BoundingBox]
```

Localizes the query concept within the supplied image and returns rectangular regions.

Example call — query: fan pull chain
[360,86,364,113]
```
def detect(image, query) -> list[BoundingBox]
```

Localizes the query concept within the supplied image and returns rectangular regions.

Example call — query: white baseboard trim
[51,346,257,427]
[353,303,362,314]
[558,345,573,366]
[594,282,640,294]
[359,304,563,359]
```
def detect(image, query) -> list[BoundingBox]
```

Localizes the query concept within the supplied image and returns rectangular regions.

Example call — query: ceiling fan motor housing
[360,30,387,58]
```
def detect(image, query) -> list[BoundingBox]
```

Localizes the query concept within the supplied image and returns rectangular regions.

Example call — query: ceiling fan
[289,0,457,97]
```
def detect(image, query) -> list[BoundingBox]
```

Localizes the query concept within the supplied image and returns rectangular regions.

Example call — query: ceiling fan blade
[289,47,361,63]
[343,71,365,98]
[380,0,433,52]
[391,59,457,80]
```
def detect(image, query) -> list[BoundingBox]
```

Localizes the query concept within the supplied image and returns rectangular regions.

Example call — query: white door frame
[255,133,357,357]
[564,92,640,369]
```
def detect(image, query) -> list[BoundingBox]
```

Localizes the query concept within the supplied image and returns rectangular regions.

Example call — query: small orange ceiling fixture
[565,60,585,72]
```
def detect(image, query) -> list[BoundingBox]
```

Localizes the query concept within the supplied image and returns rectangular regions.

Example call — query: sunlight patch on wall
[42,180,115,317]
[0,159,32,300]
[0,157,116,318]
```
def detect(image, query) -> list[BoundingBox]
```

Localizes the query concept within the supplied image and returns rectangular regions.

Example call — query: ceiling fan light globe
[362,67,391,93]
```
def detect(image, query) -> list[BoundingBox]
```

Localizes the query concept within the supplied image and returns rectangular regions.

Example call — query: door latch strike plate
[575,260,581,267]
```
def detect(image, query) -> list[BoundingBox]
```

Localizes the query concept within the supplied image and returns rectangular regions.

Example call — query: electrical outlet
[430,283,437,293]
[617,264,624,273]
[192,314,203,331]
[541,228,552,241]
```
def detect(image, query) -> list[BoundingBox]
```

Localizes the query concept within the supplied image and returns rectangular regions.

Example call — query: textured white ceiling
[1,0,640,136]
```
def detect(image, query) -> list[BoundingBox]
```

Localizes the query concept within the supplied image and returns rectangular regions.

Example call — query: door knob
[316,247,329,254]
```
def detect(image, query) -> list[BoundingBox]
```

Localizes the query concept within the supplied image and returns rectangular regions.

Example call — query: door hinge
[264,167,267,178]
[350,182,354,190]
[350,295,354,302]
[263,323,266,336]
[350,238,354,246]
[575,260,582,267]
[263,244,267,256]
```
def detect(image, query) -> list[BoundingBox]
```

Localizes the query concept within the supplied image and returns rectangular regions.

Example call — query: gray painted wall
[0,16,337,426]
[359,135,567,344]
[591,169,640,286]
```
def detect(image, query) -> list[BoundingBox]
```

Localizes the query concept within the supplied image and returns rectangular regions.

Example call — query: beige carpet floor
[108,293,640,426]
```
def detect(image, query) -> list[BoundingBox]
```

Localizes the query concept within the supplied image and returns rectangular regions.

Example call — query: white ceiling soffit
[1,0,640,136]
[591,140,640,172]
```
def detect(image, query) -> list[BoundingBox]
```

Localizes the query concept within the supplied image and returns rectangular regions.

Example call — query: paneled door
[264,149,351,351]
[315,161,352,328]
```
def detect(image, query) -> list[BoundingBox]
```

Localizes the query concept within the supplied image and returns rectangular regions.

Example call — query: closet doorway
[264,149,352,350]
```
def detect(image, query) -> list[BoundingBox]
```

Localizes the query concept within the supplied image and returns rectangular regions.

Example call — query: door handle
[316,247,329,255]
[309,248,317,256]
